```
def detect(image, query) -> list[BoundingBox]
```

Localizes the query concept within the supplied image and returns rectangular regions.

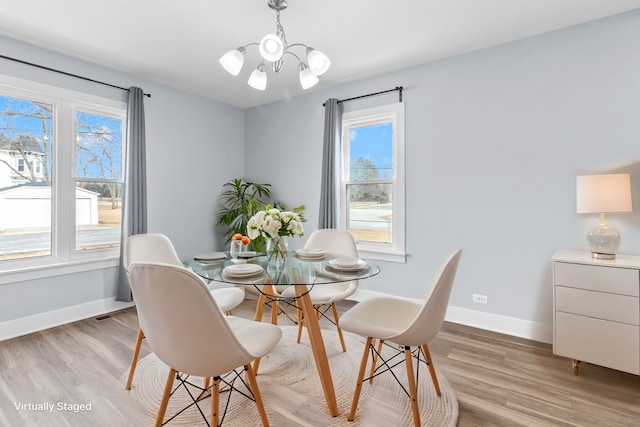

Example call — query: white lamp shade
[248,65,267,90]
[219,48,245,76]
[576,174,633,213]
[299,65,319,89]
[258,34,284,61]
[307,48,330,76]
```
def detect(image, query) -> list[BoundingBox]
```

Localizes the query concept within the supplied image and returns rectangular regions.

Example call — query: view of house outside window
[0,88,124,262]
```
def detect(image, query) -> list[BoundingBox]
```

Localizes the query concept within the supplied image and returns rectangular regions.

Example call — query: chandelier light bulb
[259,34,284,61]
[248,64,268,90]
[219,47,246,76]
[306,48,330,76]
[299,63,319,89]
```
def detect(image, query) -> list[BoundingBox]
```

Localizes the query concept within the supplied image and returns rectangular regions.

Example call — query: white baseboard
[349,289,553,344]
[0,298,135,342]
[445,306,552,344]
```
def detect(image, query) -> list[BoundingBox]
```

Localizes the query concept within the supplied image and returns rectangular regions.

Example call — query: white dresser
[552,250,640,375]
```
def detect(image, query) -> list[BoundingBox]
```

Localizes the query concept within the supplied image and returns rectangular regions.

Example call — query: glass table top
[186,251,379,286]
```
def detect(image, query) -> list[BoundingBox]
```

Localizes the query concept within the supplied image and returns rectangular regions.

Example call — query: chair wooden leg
[422,344,441,396]
[331,303,347,352]
[211,376,220,427]
[404,347,421,427]
[270,300,279,325]
[197,377,212,400]
[254,292,267,322]
[125,328,144,390]
[253,357,262,375]
[245,363,270,427]
[225,310,232,316]
[296,298,304,343]
[156,367,175,427]
[369,339,384,385]
[348,336,373,421]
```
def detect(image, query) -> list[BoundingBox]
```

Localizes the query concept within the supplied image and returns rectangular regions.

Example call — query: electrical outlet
[472,294,488,304]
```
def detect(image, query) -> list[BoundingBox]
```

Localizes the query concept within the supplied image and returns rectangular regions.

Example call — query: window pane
[349,123,393,181]
[75,181,122,251]
[0,95,53,260]
[75,112,122,180]
[347,183,392,243]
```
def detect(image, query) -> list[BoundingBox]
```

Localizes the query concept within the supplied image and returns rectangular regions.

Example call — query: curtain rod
[0,54,151,98]
[323,86,402,107]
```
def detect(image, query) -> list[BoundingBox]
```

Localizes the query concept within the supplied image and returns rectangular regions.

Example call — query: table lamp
[576,173,632,259]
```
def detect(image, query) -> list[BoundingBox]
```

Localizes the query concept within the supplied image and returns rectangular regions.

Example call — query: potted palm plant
[215,178,272,251]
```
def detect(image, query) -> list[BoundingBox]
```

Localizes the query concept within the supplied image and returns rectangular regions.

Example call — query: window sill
[0,256,120,285]
[358,248,406,263]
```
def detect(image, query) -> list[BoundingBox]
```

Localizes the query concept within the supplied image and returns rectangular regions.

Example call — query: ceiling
[1,1,639,109]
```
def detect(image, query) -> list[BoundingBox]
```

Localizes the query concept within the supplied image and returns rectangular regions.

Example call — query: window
[0,75,125,277]
[340,102,405,262]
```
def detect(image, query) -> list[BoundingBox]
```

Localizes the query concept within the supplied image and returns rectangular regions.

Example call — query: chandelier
[219,0,331,91]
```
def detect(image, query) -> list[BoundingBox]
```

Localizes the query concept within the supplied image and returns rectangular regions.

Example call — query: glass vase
[266,235,288,269]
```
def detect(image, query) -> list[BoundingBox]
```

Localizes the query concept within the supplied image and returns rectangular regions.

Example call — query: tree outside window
[0,88,124,261]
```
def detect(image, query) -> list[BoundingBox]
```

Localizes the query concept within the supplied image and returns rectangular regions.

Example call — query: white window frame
[340,102,406,263]
[0,75,126,284]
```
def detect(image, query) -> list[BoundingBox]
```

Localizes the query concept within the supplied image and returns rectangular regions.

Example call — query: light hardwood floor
[0,299,639,426]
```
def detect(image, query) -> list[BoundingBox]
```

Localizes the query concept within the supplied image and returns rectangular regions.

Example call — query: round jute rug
[123,326,458,426]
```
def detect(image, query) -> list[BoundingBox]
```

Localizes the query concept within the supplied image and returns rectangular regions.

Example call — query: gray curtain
[318,98,343,228]
[116,87,147,302]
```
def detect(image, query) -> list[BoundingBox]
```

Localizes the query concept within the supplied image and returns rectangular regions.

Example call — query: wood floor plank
[0,300,639,426]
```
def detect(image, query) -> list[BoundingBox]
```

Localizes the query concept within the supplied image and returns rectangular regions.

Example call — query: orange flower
[241,236,250,245]
[232,233,243,241]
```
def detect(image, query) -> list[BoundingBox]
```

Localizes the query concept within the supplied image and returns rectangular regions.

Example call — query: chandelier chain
[275,9,288,49]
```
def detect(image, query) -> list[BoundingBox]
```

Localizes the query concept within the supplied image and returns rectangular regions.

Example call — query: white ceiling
[0,1,639,108]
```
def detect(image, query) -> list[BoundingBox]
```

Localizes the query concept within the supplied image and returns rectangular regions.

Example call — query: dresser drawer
[556,286,640,325]
[554,262,639,297]
[555,311,640,374]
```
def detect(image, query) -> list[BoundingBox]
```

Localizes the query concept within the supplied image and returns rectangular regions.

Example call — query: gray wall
[0,36,244,322]
[244,10,640,327]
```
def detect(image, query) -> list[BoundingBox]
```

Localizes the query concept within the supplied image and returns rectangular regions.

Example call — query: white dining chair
[128,262,282,427]
[339,249,463,426]
[281,228,360,352]
[123,233,245,390]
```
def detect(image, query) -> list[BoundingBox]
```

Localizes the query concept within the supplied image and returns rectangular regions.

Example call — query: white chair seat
[280,283,355,305]
[340,297,422,341]
[226,316,283,357]
[211,288,246,313]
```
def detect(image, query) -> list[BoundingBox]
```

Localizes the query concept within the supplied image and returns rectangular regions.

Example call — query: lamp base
[591,252,616,260]
[586,213,620,260]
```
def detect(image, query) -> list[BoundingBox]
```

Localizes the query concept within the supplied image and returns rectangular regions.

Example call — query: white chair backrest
[305,229,359,258]
[124,233,182,271]
[305,229,359,293]
[127,262,254,377]
[395,249,463,346]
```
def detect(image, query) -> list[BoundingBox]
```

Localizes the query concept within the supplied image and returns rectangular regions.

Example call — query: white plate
[194,252,226,261]
[296,248,326,259]
[223,263,263,277]
[327,258,367,271]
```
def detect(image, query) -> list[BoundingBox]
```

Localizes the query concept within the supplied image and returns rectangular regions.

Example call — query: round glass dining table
[185,250,379,288]
[185,251,380,418]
